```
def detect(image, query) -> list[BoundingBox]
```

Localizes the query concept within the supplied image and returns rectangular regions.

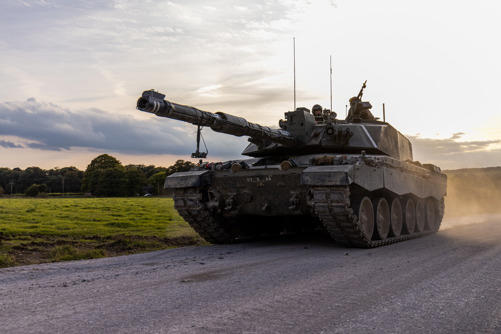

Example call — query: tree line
[0,154,194,197]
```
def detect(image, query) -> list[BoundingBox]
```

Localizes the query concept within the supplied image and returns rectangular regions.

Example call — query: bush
[0,185,4,196]
[0,252,15,268]
[25,184,48,197]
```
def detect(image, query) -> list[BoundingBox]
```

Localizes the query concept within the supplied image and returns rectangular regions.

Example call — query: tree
[62,168,84,193]
[125,164,167,178]
[47,167,83,193]
[0,185,4,196]
[166,160,195,176]
[125,166,147,196]
[95,167,127,196]
[0,168,20,194]
[82,154,127,196]
[148,171,167,195]
[147,160,194,195]
[18,167,48,193]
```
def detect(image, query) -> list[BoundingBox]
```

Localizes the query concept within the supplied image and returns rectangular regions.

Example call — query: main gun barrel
[137,90,298,147]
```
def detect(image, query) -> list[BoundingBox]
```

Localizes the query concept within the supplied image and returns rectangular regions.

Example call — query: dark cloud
[0,140,22,148]
[0,98,247,158]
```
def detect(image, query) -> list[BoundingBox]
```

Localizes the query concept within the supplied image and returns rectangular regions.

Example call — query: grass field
[0,197,205,268]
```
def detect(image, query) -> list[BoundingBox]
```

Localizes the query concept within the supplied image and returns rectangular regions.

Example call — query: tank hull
[166,154,447,247]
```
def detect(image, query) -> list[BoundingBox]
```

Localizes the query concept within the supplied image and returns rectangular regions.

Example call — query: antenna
[383,103,386,122]
[330,55,333,112]
[293,37,296,111]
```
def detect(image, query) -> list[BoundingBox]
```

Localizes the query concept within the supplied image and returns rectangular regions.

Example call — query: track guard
[164,170,211,189]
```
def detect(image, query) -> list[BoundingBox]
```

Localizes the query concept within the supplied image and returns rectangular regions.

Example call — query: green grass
[0,197,205,268]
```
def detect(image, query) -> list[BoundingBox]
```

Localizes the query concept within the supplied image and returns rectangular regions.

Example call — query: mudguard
[164,170,212,188]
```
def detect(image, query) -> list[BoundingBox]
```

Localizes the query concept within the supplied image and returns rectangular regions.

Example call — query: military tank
[137,82,447,247]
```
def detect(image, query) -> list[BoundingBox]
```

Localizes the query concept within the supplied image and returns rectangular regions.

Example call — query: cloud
[410,133,500,154]
[0,0,311,110]
[450,132,465,140]
[1,1,114,51]
[409,133,501,168]
[0,98,247,158]
[0,140,23,148]
[0,1,294,54]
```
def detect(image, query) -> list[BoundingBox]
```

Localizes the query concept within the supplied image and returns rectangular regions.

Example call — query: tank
[137,83,447,247]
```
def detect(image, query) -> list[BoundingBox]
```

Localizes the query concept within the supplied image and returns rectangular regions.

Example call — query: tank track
[172,188,236,244]
[173,186,442,247]
[311,186,440,248]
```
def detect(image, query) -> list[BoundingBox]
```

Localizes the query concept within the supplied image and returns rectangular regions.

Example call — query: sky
[1,0,500,170]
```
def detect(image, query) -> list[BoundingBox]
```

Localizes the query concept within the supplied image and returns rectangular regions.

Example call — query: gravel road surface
[1,214,500,334]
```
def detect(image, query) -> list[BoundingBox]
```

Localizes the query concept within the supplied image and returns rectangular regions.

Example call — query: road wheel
[425,198,438,230]
[415,199,426,232]
[403,198,416,234]
[357,196,375,240]
[390,198,403,237]
[375,198,390,240]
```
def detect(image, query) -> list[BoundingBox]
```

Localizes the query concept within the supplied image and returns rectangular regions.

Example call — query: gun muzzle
[137,90,171,115]
[137,90,212,124]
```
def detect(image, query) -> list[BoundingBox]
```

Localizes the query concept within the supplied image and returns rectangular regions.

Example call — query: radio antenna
[330,55,333,112]
[293,37,296,111]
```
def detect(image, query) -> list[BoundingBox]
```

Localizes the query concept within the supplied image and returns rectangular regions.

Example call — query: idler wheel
[425,198,437,230]
[415,199,426,232]
[403,198,416,234]
[357,196,375,240]
[390,198,403,237]
[375,198,390,240]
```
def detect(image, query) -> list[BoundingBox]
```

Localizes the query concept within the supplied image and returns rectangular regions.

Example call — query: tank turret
[137,86,412,161]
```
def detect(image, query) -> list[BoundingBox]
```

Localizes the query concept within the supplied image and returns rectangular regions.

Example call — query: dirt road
[1,215,500,334]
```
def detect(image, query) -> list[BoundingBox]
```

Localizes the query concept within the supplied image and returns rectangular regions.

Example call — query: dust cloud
[441,213,499,231]
[441,167,501,230]
[444,167,501,217]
